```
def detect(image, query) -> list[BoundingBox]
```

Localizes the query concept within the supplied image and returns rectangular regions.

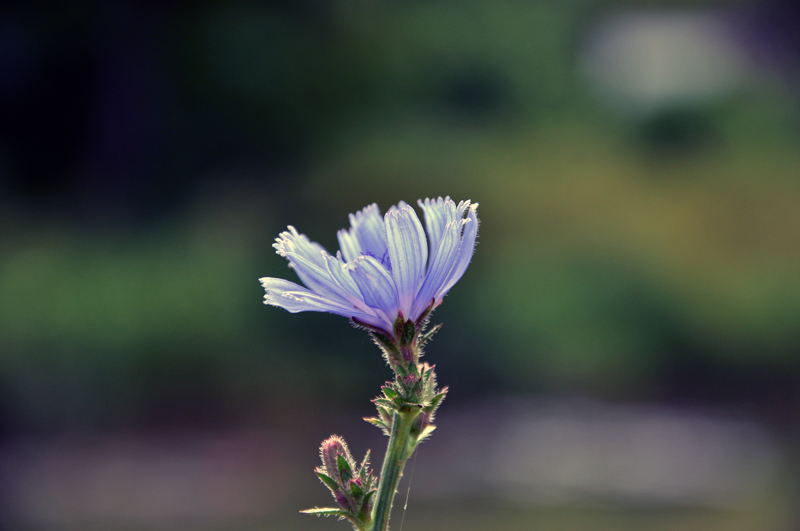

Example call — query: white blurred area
[580,10,753,115]
[0,399,783,528]
[413,398,780,507]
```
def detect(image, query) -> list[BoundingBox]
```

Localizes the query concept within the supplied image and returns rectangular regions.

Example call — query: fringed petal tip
[259,276,287,307]
[271,226,296,257]
[417,196,451,208]
[349,203,380,224]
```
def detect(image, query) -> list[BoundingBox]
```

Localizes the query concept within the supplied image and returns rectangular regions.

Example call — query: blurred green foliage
[1,0,799,430]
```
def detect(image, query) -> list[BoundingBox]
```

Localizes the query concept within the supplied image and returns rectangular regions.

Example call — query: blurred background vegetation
[1,1,799,529]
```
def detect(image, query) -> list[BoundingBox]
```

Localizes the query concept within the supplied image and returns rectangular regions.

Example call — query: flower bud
[309,435,378,528]
[319,435,353,486]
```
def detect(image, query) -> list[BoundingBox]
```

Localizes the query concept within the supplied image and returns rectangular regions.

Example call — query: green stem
[368,408,419,531]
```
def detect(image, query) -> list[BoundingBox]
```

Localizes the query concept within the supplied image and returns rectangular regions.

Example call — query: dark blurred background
[1,1,799,530]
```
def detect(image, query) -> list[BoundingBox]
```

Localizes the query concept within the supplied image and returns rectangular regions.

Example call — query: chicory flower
[260,197,478,335]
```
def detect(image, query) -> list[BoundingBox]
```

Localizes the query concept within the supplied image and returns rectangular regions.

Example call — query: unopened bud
[319,435,353,486]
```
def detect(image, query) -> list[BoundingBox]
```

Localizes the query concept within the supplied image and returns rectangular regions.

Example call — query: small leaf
[301,507,350,518]
[378,407,393,424]
[418,424,436,441]
[425,390,447,414]
[408,376,423,395]
[315,471,340,494]
[418,323,442,345]
[350,480,363,498]
[359,450,371,476]
[383,386,398,399]
[364,416,386,429]
[373,398,393,408]
[337,454,353,483]
[358,489,377,520]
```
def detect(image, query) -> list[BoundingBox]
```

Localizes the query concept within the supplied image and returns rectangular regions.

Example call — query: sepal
[378,406,392,425]
[349,479,363,498]
[365,308,443,372]
[372,398,394,409]
[382,386,398,399]
[315,471,340,494]
[357,489,376,522]
[337,454,353,483]
[368,331,402,368]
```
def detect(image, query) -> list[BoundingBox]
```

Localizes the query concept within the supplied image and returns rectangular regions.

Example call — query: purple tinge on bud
[411,411,432,438]
[319,435,352,485]
[394,314,405,340]
[403,374,420,387]
[400,344,415,364]
[334,490,352,511]
[417,411,431,429]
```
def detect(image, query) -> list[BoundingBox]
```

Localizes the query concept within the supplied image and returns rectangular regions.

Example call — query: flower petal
[261,277,337,312]
[260,277,387,329]
[324,252,361,297]
[347,255,398,325]
[273,226,355,303]
[385,205,428,317]
[410,218,463,319]
[437,202,479,299]
[274,226,328,269]
[323,252,380,316]
[337,203,388,262]
[417,197,457,262]
[387,200,410,214]
[337,228,361,264]
[284,251,351,305]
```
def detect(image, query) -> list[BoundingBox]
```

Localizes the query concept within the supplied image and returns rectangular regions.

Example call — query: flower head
[260,197,478,335]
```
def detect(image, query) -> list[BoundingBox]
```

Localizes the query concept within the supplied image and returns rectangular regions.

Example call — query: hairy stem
[368,408,419,531]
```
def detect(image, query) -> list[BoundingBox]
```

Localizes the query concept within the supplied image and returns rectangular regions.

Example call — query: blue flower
[260,197,478,334]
